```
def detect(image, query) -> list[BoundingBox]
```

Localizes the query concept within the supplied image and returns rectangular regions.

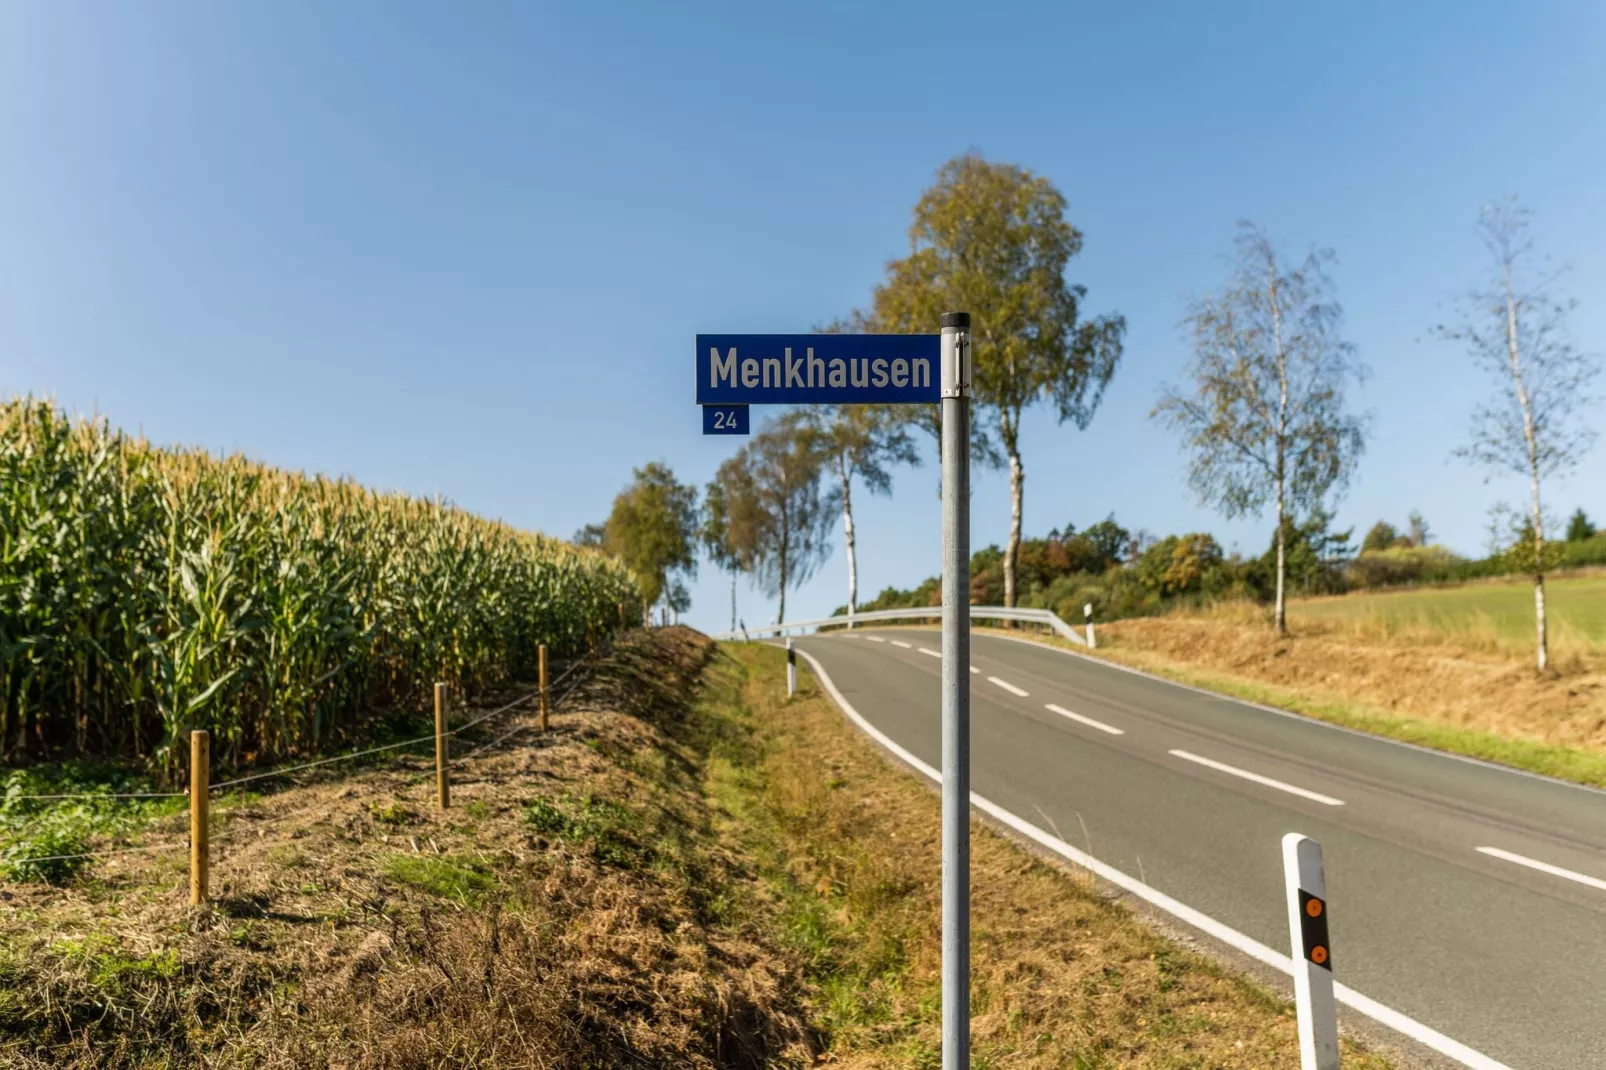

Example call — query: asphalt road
[790,627,1606,1070]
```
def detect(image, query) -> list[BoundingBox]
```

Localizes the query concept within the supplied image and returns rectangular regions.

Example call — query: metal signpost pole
[939,312,972,1068]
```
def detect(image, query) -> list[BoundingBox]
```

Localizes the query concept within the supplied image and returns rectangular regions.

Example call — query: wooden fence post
[539,645,549,731]
[434,682,450,809]
[190,729,209,906]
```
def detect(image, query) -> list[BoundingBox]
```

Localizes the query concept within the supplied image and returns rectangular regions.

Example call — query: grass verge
[703,641,1391,1067]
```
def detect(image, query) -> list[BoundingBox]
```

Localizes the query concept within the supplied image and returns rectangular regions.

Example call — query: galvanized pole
[939,311,972,1069]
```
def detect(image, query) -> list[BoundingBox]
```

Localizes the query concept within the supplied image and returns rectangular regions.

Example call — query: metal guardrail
[714,605,1088,646]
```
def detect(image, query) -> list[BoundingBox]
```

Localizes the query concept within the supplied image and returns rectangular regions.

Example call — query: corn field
[0,398,641,780]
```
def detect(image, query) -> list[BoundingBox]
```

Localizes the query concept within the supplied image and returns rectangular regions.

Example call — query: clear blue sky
[4,2,1603,633]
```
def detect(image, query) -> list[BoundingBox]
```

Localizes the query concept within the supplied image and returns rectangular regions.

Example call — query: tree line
[586,155,1600,671]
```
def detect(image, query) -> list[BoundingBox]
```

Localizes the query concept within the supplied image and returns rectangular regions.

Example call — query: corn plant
[0,398,642,782]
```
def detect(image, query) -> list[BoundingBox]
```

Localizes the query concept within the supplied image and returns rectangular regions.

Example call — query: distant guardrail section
[713,605,1089,646]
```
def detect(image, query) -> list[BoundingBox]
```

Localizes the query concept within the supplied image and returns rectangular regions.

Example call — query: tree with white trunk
[1154,223,1367,636]
[799,404,919,623]
[1439,198,1600,672]
[867,153,1125,609]
[721,414,834,626]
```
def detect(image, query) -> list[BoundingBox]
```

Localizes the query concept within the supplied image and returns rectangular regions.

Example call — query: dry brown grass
[1096,603,1606,758]
[0,628,815,1069]
[715,642,1391,1068]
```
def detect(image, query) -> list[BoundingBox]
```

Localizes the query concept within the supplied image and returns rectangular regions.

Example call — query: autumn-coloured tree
[865,153,1125,608]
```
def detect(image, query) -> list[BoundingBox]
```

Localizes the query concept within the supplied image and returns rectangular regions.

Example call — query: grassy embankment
[0,629,1390,1068]
[1061,572,1606,788]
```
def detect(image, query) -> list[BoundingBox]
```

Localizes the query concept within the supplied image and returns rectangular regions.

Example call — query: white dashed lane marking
[1044,703,1124,735]
[1477,847,1606,892]
[1169,749,1345,806]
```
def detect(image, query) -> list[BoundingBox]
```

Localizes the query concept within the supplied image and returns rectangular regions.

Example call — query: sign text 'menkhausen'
[695,334,940,405]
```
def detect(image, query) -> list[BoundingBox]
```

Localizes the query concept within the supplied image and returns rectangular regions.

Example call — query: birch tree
[1154,224,1366,635]
[867,153,1125,607]
[701,464,763,633]
[727,416,834,625]
[801,405,918,622]
[1439,199,1600,671]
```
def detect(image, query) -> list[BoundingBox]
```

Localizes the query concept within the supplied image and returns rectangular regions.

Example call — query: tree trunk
[730,570,737,633]
[1505,265,1548,672]
[1269,252,1289,639]
[1004,449,1024,609]
[1531,473,1549,672]
[840,456,857,627]
[777,542,787,625]
[1274,483,1287,636]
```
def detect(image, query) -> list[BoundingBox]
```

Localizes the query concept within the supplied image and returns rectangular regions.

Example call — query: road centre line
[919,647,942,658]
[1169,750,1345,807]
[1476,846,1606,892]
[1044,703,1124,736]
[891,639,913,648]
[862,636,885,642]
[789,645,1510,1070]
[988,676,1029,697]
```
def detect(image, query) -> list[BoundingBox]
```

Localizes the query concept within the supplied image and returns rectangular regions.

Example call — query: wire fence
[3,790,187,802]
[1,642,604,890]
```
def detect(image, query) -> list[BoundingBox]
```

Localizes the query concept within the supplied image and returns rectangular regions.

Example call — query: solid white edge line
[787,645,1511,1070]
[1477,846,1606,892]
[1170,749,1345,807]
[988,675,1029,697]
[919,647,942,659]
[972,628,1606,799]
[890,639,913,649]
[1044,703,1125,736]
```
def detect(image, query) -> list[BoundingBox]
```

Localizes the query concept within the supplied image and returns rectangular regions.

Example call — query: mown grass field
[1288,572,1606,648]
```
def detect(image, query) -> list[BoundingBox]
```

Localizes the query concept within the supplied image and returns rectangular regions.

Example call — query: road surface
[789,627,1606,1069]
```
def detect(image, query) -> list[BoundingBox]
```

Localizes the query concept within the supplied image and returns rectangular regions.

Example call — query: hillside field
[1287,572,1606,650]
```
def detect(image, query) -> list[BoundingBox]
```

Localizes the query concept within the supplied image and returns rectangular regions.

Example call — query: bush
[1345,546,1465,589]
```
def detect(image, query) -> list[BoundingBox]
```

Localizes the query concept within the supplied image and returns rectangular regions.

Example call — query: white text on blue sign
[695,334,940,404]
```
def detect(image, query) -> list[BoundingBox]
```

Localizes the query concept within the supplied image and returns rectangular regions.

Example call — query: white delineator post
[1084,602,1096,649]
[786,637,796,696]
[1283,833,1340,1070]
[939,312,972,1070]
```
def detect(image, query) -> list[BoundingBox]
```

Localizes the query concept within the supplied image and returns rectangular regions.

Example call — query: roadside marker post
[1084,602,1096,649]
[1283,833,1340,1070]
[786,637,796,696]
[696,319,971,1067]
